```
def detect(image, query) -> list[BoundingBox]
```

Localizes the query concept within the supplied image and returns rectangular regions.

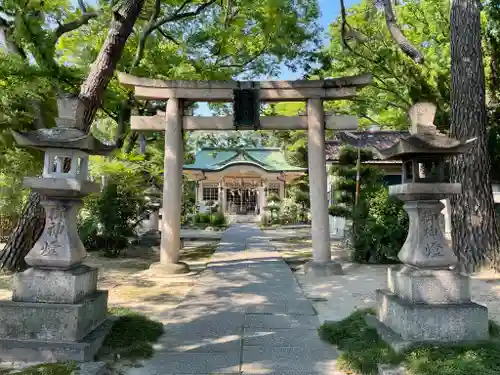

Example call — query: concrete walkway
[127,223,342,375]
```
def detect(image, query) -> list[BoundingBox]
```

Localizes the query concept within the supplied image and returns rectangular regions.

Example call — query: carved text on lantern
[40,205,66,257]
[424,240,444,257]
[423,209,438,238]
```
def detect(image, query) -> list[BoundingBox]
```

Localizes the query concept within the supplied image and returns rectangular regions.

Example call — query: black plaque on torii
[233,81,260,130]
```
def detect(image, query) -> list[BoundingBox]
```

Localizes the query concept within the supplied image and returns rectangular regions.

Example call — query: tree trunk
[0,193,44,271]
[449,0,500,272]
[0,0,146,272]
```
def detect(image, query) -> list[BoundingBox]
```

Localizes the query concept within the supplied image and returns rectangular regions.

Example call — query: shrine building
[183,147,305,215]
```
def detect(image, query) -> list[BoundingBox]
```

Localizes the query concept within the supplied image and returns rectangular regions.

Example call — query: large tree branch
[131,0,162,69]
[54,13,98,41]
[381,0,424,63]
[150,0,217,32]
[79,0,146,131]
[54,1,98,42]
[158,28,180,44]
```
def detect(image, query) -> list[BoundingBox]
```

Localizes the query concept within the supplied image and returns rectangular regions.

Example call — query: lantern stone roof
[184,148,306,172]
[11,128,115,155]
[376,133,475,160]
[325,130,409,163]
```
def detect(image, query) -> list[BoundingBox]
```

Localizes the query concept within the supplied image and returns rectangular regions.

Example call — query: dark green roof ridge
[184,147,305,172]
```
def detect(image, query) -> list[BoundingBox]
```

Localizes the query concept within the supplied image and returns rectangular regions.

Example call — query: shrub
[194,212,211,224]
[193,211,226,227]
[279,198,300,224]
[294,190,310,222]
[328,205,351,218]
[351,187,408,263]
[78,173,148,257]
[209,212,226,226]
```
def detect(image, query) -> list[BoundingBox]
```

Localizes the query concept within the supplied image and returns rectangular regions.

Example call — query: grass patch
[318,309,500,375]
[318,308,402,374]
[7,362,77,375]
[99,307,164,360]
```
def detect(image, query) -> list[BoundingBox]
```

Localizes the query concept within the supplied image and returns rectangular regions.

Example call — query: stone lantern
[138,185,162,246]
[368,102,489,350]
[144,185,162,232]
[0,94,114,362]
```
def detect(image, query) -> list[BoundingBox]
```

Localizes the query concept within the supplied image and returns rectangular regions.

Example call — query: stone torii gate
[117,72,372,276]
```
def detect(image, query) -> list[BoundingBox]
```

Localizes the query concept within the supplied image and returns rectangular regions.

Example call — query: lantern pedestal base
[368,289,489,353]
[0,290,111,362]
[0,318,113,362]
[0,263,111,363]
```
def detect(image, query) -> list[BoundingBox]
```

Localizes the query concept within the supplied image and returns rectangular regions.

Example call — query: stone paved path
[127,223,342,375]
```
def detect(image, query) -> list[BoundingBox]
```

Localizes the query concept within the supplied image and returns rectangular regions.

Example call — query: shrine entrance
[117,72,372,276]
[227,188,258,215]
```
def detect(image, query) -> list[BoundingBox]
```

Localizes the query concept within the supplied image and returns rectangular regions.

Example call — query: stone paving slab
[241,346,340,374]
[243,327,326,347]
[161,317,244,337]
[245,299,316,315]
[125,224,340,375]
[127,352,241,374]
[244,313,320,329]
[154,332,242,353]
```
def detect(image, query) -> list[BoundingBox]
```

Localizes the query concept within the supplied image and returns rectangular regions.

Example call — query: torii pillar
[304,99,343,276]
[151,98,189,274]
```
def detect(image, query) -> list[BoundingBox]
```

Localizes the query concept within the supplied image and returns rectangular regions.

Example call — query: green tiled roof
[184,148,305,172]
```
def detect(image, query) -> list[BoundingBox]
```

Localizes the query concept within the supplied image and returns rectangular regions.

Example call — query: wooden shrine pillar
[304,99,343,276]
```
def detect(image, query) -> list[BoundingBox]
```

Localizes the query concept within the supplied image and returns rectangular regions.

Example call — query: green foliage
[267,194,281,204]
[330,146,383,216]
[328,205,351,218]
[78,154,151,257]
[319,309,500,375]
[330,146,408,263]
[279,198,300,224]
[314,0,452,130]
[351,186,408,263]
[193,212,227,227]
[209,212,226,227]
[8,362,77,375]
[101,307,164,360]
[182,178,196,224]
[291,189,310,223]
[189,131,280,150]
[319,309,402,374]
[0,147,42,217]
[488,109,500,182]
[267,194,281,222]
